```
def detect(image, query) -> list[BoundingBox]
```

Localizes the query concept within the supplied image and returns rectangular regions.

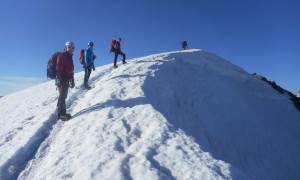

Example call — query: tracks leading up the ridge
[0,66,114,180]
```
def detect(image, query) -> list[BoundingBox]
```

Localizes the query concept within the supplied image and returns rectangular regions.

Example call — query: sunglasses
[68,46,75,49]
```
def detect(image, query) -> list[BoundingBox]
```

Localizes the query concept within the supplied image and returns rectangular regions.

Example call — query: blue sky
[0,0,299,95]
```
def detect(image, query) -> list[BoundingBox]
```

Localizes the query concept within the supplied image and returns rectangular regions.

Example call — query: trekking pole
[68,86,70,101]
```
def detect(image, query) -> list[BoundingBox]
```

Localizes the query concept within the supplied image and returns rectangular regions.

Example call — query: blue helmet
[88,42,94,46]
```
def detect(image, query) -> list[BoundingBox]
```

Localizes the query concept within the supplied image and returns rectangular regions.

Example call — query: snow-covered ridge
[1,49,300,180]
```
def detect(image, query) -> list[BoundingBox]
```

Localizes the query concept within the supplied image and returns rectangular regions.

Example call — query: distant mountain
[0,96,2,98]
[1,49,300,180]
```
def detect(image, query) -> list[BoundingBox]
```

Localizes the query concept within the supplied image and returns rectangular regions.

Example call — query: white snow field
[0,49,300,180]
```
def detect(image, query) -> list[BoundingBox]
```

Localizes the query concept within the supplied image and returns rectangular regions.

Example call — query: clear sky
[0,0,299,96]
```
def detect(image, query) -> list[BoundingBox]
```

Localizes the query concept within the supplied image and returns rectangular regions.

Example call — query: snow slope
[0,49,300,180]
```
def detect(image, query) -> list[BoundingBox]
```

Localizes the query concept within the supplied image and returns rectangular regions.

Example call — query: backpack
[79,49,86,65]
[47,52,61,79]
[110,39,117,52]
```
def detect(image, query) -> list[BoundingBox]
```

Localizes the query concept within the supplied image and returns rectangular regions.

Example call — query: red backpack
[47,52,61,79]
[110,40,117,52]
[79,49,85,65]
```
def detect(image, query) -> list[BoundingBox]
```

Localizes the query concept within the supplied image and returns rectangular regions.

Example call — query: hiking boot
[84,84,92,90]
[58,113,72,120]
[122,61,127,64]
[113,65,118,68]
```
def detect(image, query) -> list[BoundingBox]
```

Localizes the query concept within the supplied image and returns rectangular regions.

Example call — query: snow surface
[1,49,300,180]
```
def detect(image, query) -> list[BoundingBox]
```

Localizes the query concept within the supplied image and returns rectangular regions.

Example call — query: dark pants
[114,51,126,66]
[57,80,69,115]
[84,67,92,85]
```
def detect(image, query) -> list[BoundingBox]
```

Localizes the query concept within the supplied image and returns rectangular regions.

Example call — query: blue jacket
[84,48,94,68]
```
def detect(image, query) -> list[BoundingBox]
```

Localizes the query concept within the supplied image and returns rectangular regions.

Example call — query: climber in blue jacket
[84,42,96,89]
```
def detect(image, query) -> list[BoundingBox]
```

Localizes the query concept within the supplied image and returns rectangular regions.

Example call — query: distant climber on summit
[84,42,96,89]
[182,40,188,50]
[111,37,126,68]
[56,41,75,120]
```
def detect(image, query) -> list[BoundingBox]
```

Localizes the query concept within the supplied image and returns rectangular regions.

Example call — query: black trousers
[57,80,69,115]
[114,51,126,66]
[84,67,92,85]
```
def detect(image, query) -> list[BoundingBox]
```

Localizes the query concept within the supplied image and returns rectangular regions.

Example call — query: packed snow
[0,49,300,180]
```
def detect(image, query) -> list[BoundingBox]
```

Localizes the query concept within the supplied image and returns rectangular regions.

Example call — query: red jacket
[56,51,74,80]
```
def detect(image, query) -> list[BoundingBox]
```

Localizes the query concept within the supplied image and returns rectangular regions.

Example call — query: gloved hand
[93,55,96,60]
[82,63,86,69]
[69,79,75,89]
[92,65,95,71]
[55,75,61,87]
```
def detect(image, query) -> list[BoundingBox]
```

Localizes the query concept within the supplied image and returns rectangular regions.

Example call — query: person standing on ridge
[182,40,188,50]
[113,37,126,68]
[84,42,96,89]
[56,41,75,120]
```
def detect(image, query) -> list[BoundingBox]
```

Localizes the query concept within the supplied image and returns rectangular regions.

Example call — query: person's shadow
[72,97,147,118]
